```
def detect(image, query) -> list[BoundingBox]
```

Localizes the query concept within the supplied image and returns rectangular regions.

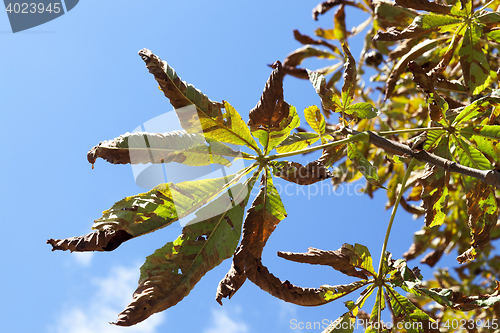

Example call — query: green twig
[378,127,445,136]
[376,157,419,332]
[266,132,369,161]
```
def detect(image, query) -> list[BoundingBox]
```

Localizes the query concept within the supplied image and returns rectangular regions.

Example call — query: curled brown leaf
[277,246,369,279]
[243,253,329,306]
[216,173,285,304]
[373,24,429,42]
[248,61,290,129]
[47,228,132,252]
[312,0,363,21]
[138,49,222,119]
[293,30,339,53]
[215,248,246,305]
[394,0,450,15]
[274,160,332,185]
[341,43,356,102]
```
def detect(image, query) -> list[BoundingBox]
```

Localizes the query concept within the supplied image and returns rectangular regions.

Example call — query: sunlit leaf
[419,165,449,228]
[308,70,342,112]
[252,106,300,152]
[459,23,490,95]
[344,102,378,119]
[275,132,320,153]
[452,90,500,125]
[113,180,256,326]
[341,43,356,107]
[347,143,383,188]
[87,130,240,166]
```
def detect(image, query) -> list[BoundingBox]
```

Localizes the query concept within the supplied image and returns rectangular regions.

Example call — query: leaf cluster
[48,0,500,331]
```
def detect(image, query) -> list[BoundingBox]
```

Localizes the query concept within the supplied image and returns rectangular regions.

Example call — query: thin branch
[342,128,500,189]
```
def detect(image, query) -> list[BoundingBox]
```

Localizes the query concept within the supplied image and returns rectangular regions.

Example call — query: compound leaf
[113,180,255,326]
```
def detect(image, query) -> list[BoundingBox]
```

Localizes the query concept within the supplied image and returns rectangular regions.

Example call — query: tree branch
[343,128,500,188]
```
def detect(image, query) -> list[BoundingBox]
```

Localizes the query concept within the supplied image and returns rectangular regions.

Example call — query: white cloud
[203,307,249,333]
[49,265,165,333]
[71,252,94,267]
[277,301,297,322]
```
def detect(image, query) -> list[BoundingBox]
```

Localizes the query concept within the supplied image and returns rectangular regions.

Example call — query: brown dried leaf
[318,144,346,168]
[216,172,286,304]
[47,228,132,252]
[273,160,332,185]
[138,49,222,119]
[384,39,441,99]
[388,39,417,60]
[312,0,364,21]
[400,197,425,216]
[293,30,339,53]
[420,246,445,267]
[418,164,449,227]
[243,253,329,306]
[215,247,246,305]
[333,5,348,43]
[394,0,450,15]
[428,34,460,79]
[248,61,290,129]
[277,246,369,279]
[461,181,498,259]
[408,61,435,94]
[341,43,356,104]
[282,65,309,80]
[373,23,430,42]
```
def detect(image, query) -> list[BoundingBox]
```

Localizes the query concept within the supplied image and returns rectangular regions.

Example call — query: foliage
[48,1,500,332]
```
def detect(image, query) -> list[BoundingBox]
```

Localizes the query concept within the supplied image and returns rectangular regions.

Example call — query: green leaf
[344,102,378,119]
[94,167,256,238]
[486,28,500,43]
[321,280,370,302]
[252,106,300,152]
[176,100,260,152]
[459,23,490,95]
[87,130,241,166]
[452,90,500,126]
[347,143,383,188]
[451,135,491,189]
[385,287,431,333]
[322,312,355,333]
[370,287,385,323]
[343,243,377,277]
[113,178,257,326]
[476,11,500,24]
[305,105,326,135]
[423,129,446,151]
[416,14,462,32]
[460,125,500,162]
[275,132,320,153]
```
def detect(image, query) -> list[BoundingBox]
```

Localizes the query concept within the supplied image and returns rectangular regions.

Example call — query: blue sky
[1,1,453,332]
